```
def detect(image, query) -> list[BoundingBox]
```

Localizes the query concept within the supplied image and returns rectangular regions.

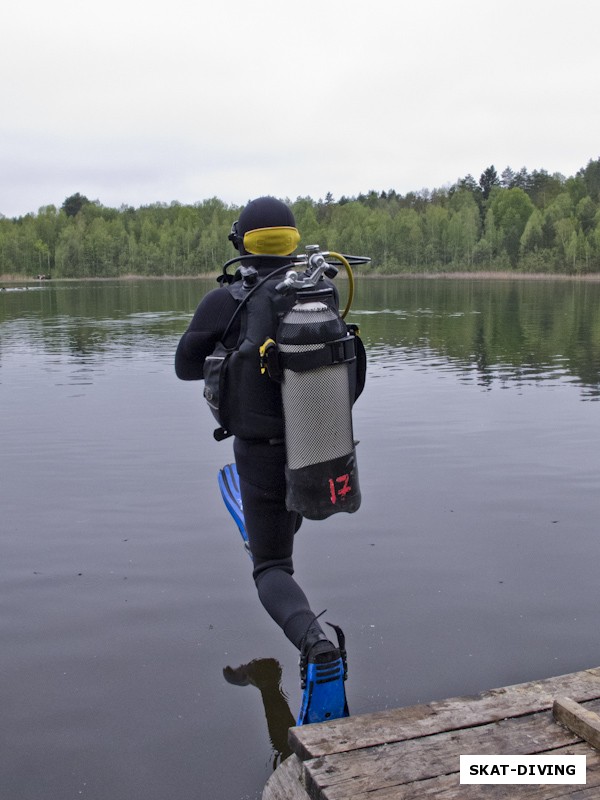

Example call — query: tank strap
[281,333,356,373]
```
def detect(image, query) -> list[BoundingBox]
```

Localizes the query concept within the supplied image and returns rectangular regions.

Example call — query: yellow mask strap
[243,226,301,256]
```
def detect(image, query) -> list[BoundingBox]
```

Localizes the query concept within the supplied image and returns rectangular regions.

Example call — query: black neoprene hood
[237,197,296,238]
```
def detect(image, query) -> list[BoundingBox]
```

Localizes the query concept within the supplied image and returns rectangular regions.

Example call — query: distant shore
[3,271,600,285]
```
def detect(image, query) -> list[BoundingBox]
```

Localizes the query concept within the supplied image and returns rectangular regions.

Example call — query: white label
[460,755,586,784]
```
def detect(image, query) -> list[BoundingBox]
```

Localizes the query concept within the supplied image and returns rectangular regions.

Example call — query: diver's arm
[175,288,238,380]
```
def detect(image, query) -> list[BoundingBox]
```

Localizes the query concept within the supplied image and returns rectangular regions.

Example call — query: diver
[175,196,365,724]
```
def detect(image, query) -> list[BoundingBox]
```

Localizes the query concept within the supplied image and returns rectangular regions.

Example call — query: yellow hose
[327,252,354,319]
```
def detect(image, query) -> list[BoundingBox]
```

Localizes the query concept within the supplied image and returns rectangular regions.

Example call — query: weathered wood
[266,667,600,799]
[290,668,600,761]
[303,704,600,800]
[262,754,310,800]
[553,696,600,752]
[350,742,600,799]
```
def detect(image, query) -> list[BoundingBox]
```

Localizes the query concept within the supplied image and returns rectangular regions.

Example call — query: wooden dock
[263,666,600,799]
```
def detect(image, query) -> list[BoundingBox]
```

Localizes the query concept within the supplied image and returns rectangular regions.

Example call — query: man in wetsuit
[175,198,344,691]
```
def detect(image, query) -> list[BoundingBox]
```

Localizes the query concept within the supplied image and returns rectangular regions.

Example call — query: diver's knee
[252,558,294,586]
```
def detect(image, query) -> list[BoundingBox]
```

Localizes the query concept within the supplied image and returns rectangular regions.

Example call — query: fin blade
[218,463,252,559]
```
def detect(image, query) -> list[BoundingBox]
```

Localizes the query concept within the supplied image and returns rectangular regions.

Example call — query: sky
[2,0,599,218]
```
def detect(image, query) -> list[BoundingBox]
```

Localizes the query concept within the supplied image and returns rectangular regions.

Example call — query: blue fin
[218,463,252,559]
[297,624,349,725]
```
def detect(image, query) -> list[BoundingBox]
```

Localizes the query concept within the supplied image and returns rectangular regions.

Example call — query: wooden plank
[351,742,600,799]
[262,754,310,800]
[553,696,600,752]
[301,701,600,800]
[290,667,600,761]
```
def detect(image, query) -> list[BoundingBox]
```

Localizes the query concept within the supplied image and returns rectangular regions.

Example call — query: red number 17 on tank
[328,474,351,505]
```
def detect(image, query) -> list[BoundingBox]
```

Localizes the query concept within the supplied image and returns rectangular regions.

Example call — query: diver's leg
[233,438,329,651]
[233,438,349,724]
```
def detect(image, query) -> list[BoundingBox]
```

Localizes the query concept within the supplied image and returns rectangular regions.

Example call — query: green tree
[423,204,449,267]
[61,193,91,218]
[577,158,600,202]
[501,166,530,191]
[448,190,481,267]
[479,166,500,200]
[33,239,51,273]
[34,205,64,274]
[55,221,85,277]
[489,188,535,265]
[392,208,423,269]
[474,208,503,267]
[527,170,565,208]
[520,208,544,255]
[576,196,596,235]
[292,198,323,248]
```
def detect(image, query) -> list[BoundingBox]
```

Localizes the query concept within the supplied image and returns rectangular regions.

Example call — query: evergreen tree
[61,193,91,218]
[479,166,500,200]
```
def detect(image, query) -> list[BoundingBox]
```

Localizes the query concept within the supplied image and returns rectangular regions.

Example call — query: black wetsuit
[175,265,328,651]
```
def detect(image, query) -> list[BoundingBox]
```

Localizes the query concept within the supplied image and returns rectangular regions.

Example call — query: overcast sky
[2,0,599,218]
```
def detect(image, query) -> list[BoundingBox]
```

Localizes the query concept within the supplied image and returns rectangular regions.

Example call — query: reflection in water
[354,278,600,399]
[2,277,598,397]
[0,278,600,400]
[223,658,294,770]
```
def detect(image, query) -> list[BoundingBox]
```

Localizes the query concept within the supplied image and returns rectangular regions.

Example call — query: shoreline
[2,271,600,285]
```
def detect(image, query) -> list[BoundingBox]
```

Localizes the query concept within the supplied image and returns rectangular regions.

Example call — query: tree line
[2,159,600,278]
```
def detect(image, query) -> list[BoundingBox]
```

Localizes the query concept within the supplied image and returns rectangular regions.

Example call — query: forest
[1,159,600,278]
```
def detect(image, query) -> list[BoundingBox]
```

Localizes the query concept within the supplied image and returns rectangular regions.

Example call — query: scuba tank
[209,245,368,521]
[272,247,362,520]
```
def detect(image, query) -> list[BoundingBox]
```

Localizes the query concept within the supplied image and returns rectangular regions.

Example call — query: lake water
[1,276,599,800]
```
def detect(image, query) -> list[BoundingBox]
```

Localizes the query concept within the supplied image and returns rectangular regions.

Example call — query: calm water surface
[1,277,599,800]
